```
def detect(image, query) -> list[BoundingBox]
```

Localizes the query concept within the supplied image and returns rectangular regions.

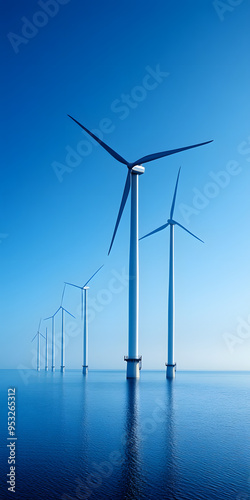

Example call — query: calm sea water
[0,370,249,500]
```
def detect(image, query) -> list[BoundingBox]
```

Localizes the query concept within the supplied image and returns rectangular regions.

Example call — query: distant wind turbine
[44,285,75,372]
[31,319,45,371]
[68,114,212,378]
[45,327,48,371]
[140,167,204,378]
[65,264,104,375]
[44,310,57,372]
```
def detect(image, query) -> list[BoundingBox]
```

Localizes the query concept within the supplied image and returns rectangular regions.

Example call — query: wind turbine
[31,319,45,371]
[44,310,57,372]
[65,264,104,375]
[68,114,212,378]
[44,285,75,372]
[45,327,48,371]
[140,167,204,379]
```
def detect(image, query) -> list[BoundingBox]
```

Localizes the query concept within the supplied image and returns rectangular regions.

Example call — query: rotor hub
[131,165,145,175]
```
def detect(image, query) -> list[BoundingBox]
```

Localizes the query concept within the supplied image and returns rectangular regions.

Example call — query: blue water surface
[0,370,249,500]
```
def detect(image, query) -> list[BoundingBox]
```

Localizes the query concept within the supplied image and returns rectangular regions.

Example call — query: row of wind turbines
[32,265,103,374]
[32,115,213,379]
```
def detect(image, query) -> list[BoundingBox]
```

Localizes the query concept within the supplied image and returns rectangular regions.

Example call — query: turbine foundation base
[45,367,48,372]
[124,356,142,379]
[52,366,55,372]
[82,366,88,375]
[166,363,176,379]
[60,366,65,373]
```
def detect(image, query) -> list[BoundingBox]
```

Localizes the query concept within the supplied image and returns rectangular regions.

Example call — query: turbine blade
[31,333,37,342]
[84,264,104,287]
[53,307,61,317]
[62,307,75,319]
[139,222,170,241]
[37,318,42,333]
[170,167,181,219]
[133,140,213,166]
[64,282,82,290]
[173,221,204,243]
[40,333,46,340]
[60,283,66,307]
[68,115,128,166]
[108,170,131,255]
[44,306,60,320]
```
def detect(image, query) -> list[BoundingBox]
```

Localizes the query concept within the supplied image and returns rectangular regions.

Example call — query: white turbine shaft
[61,309,65,372]
[45,327,48,371]
[129,172,139,358]
[83,287,89,375]
[167,224,175,379]
[52,316,55,372]
[127,169,143,378]
[37,333,40,371]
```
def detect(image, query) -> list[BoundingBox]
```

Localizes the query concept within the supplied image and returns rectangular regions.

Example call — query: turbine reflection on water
[120,380,144,499]
[162,379,178,498]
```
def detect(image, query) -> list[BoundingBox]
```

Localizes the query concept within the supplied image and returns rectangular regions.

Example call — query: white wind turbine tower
[31,319,45,371]
[44,310,57,372]
[45,327,48,371]
[65,264,104,375]
[44,286,75,372]
[68,114,212,378]
[140,167,204,378]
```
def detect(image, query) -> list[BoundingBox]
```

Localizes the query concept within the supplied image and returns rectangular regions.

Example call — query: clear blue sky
[1,0,250,372]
